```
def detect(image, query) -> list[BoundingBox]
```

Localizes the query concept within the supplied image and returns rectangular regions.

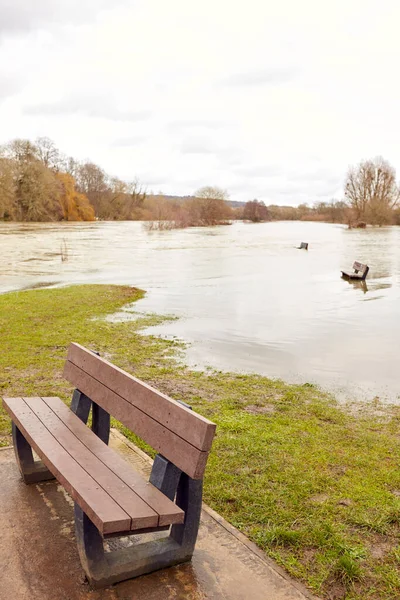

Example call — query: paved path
[0,432,318,600]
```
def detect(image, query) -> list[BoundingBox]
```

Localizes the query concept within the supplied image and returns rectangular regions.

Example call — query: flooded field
[1,220,398,402]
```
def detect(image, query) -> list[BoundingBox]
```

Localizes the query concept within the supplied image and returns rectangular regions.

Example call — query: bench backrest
[63,343,216,479]
[353,261,368,274]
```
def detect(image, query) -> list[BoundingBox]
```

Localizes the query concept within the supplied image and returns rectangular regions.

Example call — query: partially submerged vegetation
[144,185,233,229]
[1,284,400,599]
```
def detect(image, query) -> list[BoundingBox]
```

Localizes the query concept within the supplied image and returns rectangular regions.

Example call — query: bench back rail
[64,343,215,480]
[353,261,368,274]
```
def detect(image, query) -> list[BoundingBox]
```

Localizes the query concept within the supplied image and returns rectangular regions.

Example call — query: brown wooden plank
[63,361,209,479]
[23,396,159,530]
[41,396,184,527]
[353,261,367,272]
[67,343,216,451]
[3,397,130,535]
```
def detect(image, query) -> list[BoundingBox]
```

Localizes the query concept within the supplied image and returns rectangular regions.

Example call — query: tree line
[241,157,400,226]
[1,138,399,227]
[0,137,151,222]
[0,138,95,221]
[0,137,234,225]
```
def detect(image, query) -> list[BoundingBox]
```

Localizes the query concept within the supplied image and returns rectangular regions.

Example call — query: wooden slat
[67,343,215,452]
[63,361,209,479]
[3,397,130,535]
[23,397,159,530]
[41,396,184,527]
[353,261,367,272]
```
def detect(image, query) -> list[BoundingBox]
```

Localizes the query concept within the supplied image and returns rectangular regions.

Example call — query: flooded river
[1,220,399,402]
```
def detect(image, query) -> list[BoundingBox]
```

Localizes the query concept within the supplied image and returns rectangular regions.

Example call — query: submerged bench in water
[341,261,369,281]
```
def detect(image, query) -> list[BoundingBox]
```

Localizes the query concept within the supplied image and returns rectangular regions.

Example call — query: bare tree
[195,186,229,201]
[64,156,80,179]
[77,161,108,214]
[1,138,37,163]
[345,157,400,225]
[243,199,270,222]
[35,137,61,171]
[127,178,147,217]
[193,185,230,225]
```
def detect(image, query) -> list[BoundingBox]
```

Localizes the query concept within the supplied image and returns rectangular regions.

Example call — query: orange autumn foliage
[56,173,95,221]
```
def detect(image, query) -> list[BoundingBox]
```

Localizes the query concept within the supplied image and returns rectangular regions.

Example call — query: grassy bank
[1,285,400,599]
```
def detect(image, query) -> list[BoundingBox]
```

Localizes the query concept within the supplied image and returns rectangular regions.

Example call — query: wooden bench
[297,242,308,250]
[2,343,216,588]
[341,261,369,281]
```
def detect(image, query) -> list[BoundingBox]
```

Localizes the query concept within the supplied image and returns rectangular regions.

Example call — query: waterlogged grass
[1,285,400,599]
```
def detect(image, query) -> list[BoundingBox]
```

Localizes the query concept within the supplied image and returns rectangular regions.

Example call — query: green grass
[1,284,400,599]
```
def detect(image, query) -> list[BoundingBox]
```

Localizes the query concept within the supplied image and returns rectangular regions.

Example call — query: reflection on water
[1,220,399,403]
[344,279,369,294]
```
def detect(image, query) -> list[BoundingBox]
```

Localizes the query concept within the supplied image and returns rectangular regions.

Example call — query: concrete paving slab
[0,434,318,600]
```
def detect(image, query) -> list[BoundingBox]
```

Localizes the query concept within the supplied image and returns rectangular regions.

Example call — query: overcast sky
[1,0,399,205]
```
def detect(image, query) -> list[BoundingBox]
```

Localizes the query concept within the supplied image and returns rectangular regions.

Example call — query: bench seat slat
[341,270,364,279]
[3,397,130,535]
[64,361,209,479]
[41,396,184,527]
[67,343,216,452]
[22,397,159,530]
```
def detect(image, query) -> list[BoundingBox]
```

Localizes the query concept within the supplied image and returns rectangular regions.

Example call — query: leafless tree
[243,199,270,222]
[35,137,61,171]
[195,185,229,201]
[193,186,230,225]
[345,157,400,225]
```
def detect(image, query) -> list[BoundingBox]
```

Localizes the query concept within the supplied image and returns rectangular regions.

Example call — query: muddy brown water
[1,220,398,402]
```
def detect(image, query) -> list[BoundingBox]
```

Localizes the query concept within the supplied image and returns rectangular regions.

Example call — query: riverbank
[1,285,400,599]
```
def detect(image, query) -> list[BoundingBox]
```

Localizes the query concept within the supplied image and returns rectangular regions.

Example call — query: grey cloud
[268,180,336,195]
[228,171,343,205]
[0,0,130,38]
[180,136,216,155]
[288,169,341,185]
[146,179,168,188]
[216,147,245,164]
[167,118,231,131]
[221,67,298,87]
[24,94,151,122]
[112,135,147,147]
[0,73,23,99]
[235,164,282,178]
[115,173,167,192]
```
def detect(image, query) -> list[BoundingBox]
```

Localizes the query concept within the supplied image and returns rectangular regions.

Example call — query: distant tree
[195,186,229,201]
[77,161,108,215]
[345,157,400,225]
[126,178,147,218]
[0,157,16,220]
[56,173,95,221]
[35,137,61,171]
[64,156,80,179]
[101,177,126,219]
[193,185,230,225]
[243,199,270,222]
[1,138,37,163]
[297,203,310,219]
[15,160,62,221]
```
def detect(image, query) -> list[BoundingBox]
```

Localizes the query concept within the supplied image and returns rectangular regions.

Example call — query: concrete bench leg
[74,455,203,588]
[150,454,203,554]
[71,389,110,445]
[12,423,54,484]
